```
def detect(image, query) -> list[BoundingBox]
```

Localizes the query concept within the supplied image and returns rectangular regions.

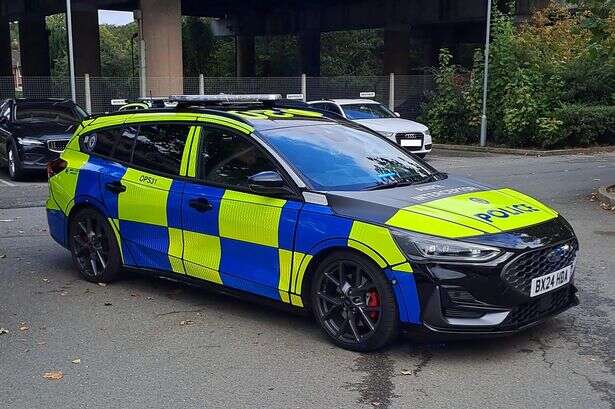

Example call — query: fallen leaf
[42,278,49,283]
[71,358,81,364]
[19,323,29,331]
[179,320,194,326]
[0,254,6,259]
[0,328,8,335]
[130,293,140,298]
[60,292,67,296]
[104,302,112,306]
[146,296,154,300]
[97,283,107,287]
[43,371,63,380]
[401,370,412,375]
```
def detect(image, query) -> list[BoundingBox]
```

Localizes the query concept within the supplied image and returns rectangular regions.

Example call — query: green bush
[420,1,615,149]
[553,104,615,147]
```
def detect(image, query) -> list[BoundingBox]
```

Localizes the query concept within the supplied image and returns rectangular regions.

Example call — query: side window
[81,127,123,157]
[113,125,138,163]
[201,127,279,189]
[132,123,190,176]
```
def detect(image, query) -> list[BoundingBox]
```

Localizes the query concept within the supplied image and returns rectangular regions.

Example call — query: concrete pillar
[235,34,255,77]
[384,25,411,75]
[298,30,320,76]
[71,2,101,77]
[19,16,51,77]
[0,19,14,97]
[140,0,183,96]
[19,15,50,98]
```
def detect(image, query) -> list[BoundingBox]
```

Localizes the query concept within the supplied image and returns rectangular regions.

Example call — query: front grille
[500,286,573,329]
[47,139,69,153]
[502,240,578,295]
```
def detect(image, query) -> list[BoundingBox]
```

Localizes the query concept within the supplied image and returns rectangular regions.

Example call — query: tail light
[47,158,67,178]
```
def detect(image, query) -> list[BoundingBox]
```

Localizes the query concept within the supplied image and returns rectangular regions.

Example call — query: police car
[307,99,432,157]
[45,95,578,351]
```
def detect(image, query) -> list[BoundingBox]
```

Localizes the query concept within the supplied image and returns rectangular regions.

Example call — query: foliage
[420,0,615,148]
[321,29,383,76]
[554,104,615,147]
[99,22,138,77]
[47,15,68,77]
[182,17,214,77]
[256,35,299,76]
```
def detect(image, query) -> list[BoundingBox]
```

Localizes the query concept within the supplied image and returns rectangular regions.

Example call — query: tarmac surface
[1,149,614,408]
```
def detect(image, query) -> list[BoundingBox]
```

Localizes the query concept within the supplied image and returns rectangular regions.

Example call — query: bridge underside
[0,0,546,95]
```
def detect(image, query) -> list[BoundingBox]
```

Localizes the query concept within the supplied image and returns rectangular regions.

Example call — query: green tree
[321,29,383,76]
[182,17,214,77]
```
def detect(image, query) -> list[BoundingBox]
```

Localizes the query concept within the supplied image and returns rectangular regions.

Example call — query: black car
[0,98,87,180]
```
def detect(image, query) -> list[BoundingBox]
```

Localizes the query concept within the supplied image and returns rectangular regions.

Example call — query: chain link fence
[0,74,434,119]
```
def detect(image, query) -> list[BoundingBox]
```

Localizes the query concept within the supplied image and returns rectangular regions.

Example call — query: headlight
[391,228,502,263]
[17,137,45,146]
[424,129,430,136]
[379,131,396,139]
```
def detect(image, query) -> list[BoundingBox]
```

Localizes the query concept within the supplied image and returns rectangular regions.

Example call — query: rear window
[132,124,190,175]
[82,128,122,157]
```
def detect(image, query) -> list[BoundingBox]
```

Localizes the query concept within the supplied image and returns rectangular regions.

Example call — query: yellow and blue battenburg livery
[46,98,579,351]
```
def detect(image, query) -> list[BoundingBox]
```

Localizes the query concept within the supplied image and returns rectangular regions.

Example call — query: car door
[90,122,191,273]
[180,125,303,303]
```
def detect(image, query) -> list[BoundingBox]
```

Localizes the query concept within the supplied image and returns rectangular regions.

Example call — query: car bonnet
[323,176,559,239]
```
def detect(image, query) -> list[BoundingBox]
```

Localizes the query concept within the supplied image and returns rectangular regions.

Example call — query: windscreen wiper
[365,178,418,191]
[417,171,448,184]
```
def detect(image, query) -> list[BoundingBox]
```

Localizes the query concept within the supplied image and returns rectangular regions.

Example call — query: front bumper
[19,145,61,170]
[405,284,578,340]
[402,216,579,339]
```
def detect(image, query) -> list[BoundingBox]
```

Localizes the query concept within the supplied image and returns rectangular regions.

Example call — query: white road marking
[0,178,16,187]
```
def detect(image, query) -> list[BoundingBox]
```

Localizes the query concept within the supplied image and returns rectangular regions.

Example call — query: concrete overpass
[0,0,547,96]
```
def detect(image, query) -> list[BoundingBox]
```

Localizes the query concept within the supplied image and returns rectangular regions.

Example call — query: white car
[307,99,432,157]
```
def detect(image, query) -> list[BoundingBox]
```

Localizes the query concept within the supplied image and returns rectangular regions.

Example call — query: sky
[98,10,134,26]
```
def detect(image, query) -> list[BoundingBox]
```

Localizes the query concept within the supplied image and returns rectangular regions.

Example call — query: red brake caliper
[367,290,380,320]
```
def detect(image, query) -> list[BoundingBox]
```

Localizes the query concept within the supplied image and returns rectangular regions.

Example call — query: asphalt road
[1,150,614,409]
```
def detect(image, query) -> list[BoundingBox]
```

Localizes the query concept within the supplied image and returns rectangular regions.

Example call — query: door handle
[189,197,213,213]
[105,181,126,193]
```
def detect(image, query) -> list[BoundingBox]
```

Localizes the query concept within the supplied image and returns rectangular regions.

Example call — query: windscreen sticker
[409,185,481,202]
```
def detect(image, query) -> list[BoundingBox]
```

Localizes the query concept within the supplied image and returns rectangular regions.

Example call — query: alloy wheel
[315,260,382,344]
[71,215,109,279]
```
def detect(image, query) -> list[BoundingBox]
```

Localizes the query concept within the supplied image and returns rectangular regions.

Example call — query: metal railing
[0,74,434,119]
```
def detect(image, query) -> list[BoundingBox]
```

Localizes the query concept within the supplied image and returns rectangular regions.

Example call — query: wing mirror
[248,171,292,195]
[394,112,401,117]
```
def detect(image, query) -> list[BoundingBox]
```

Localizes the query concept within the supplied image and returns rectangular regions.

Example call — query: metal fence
[0,74,434,119]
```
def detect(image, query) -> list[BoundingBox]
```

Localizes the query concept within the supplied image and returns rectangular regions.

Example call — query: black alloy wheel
[69,208,121,283]
[311,252,398,351]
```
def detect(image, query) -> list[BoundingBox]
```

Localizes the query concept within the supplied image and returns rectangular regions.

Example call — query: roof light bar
[169,94,282,103]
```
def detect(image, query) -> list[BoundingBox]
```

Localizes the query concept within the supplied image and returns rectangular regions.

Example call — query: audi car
[0,98,87,180]
[308,99,432,157]
[45,95,578,351]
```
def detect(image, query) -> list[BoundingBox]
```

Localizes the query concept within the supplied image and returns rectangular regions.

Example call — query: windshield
[15,102,86,123]
[259,124,435,191]
[341,103,395,120]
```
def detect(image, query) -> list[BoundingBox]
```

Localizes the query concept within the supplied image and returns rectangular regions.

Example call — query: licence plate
[400,139,422,147]
[530,264,574,297]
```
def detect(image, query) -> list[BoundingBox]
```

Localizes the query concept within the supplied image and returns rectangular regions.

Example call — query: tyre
[310,251,399,351]
[7,144,25,181]
[69,207,122,283]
